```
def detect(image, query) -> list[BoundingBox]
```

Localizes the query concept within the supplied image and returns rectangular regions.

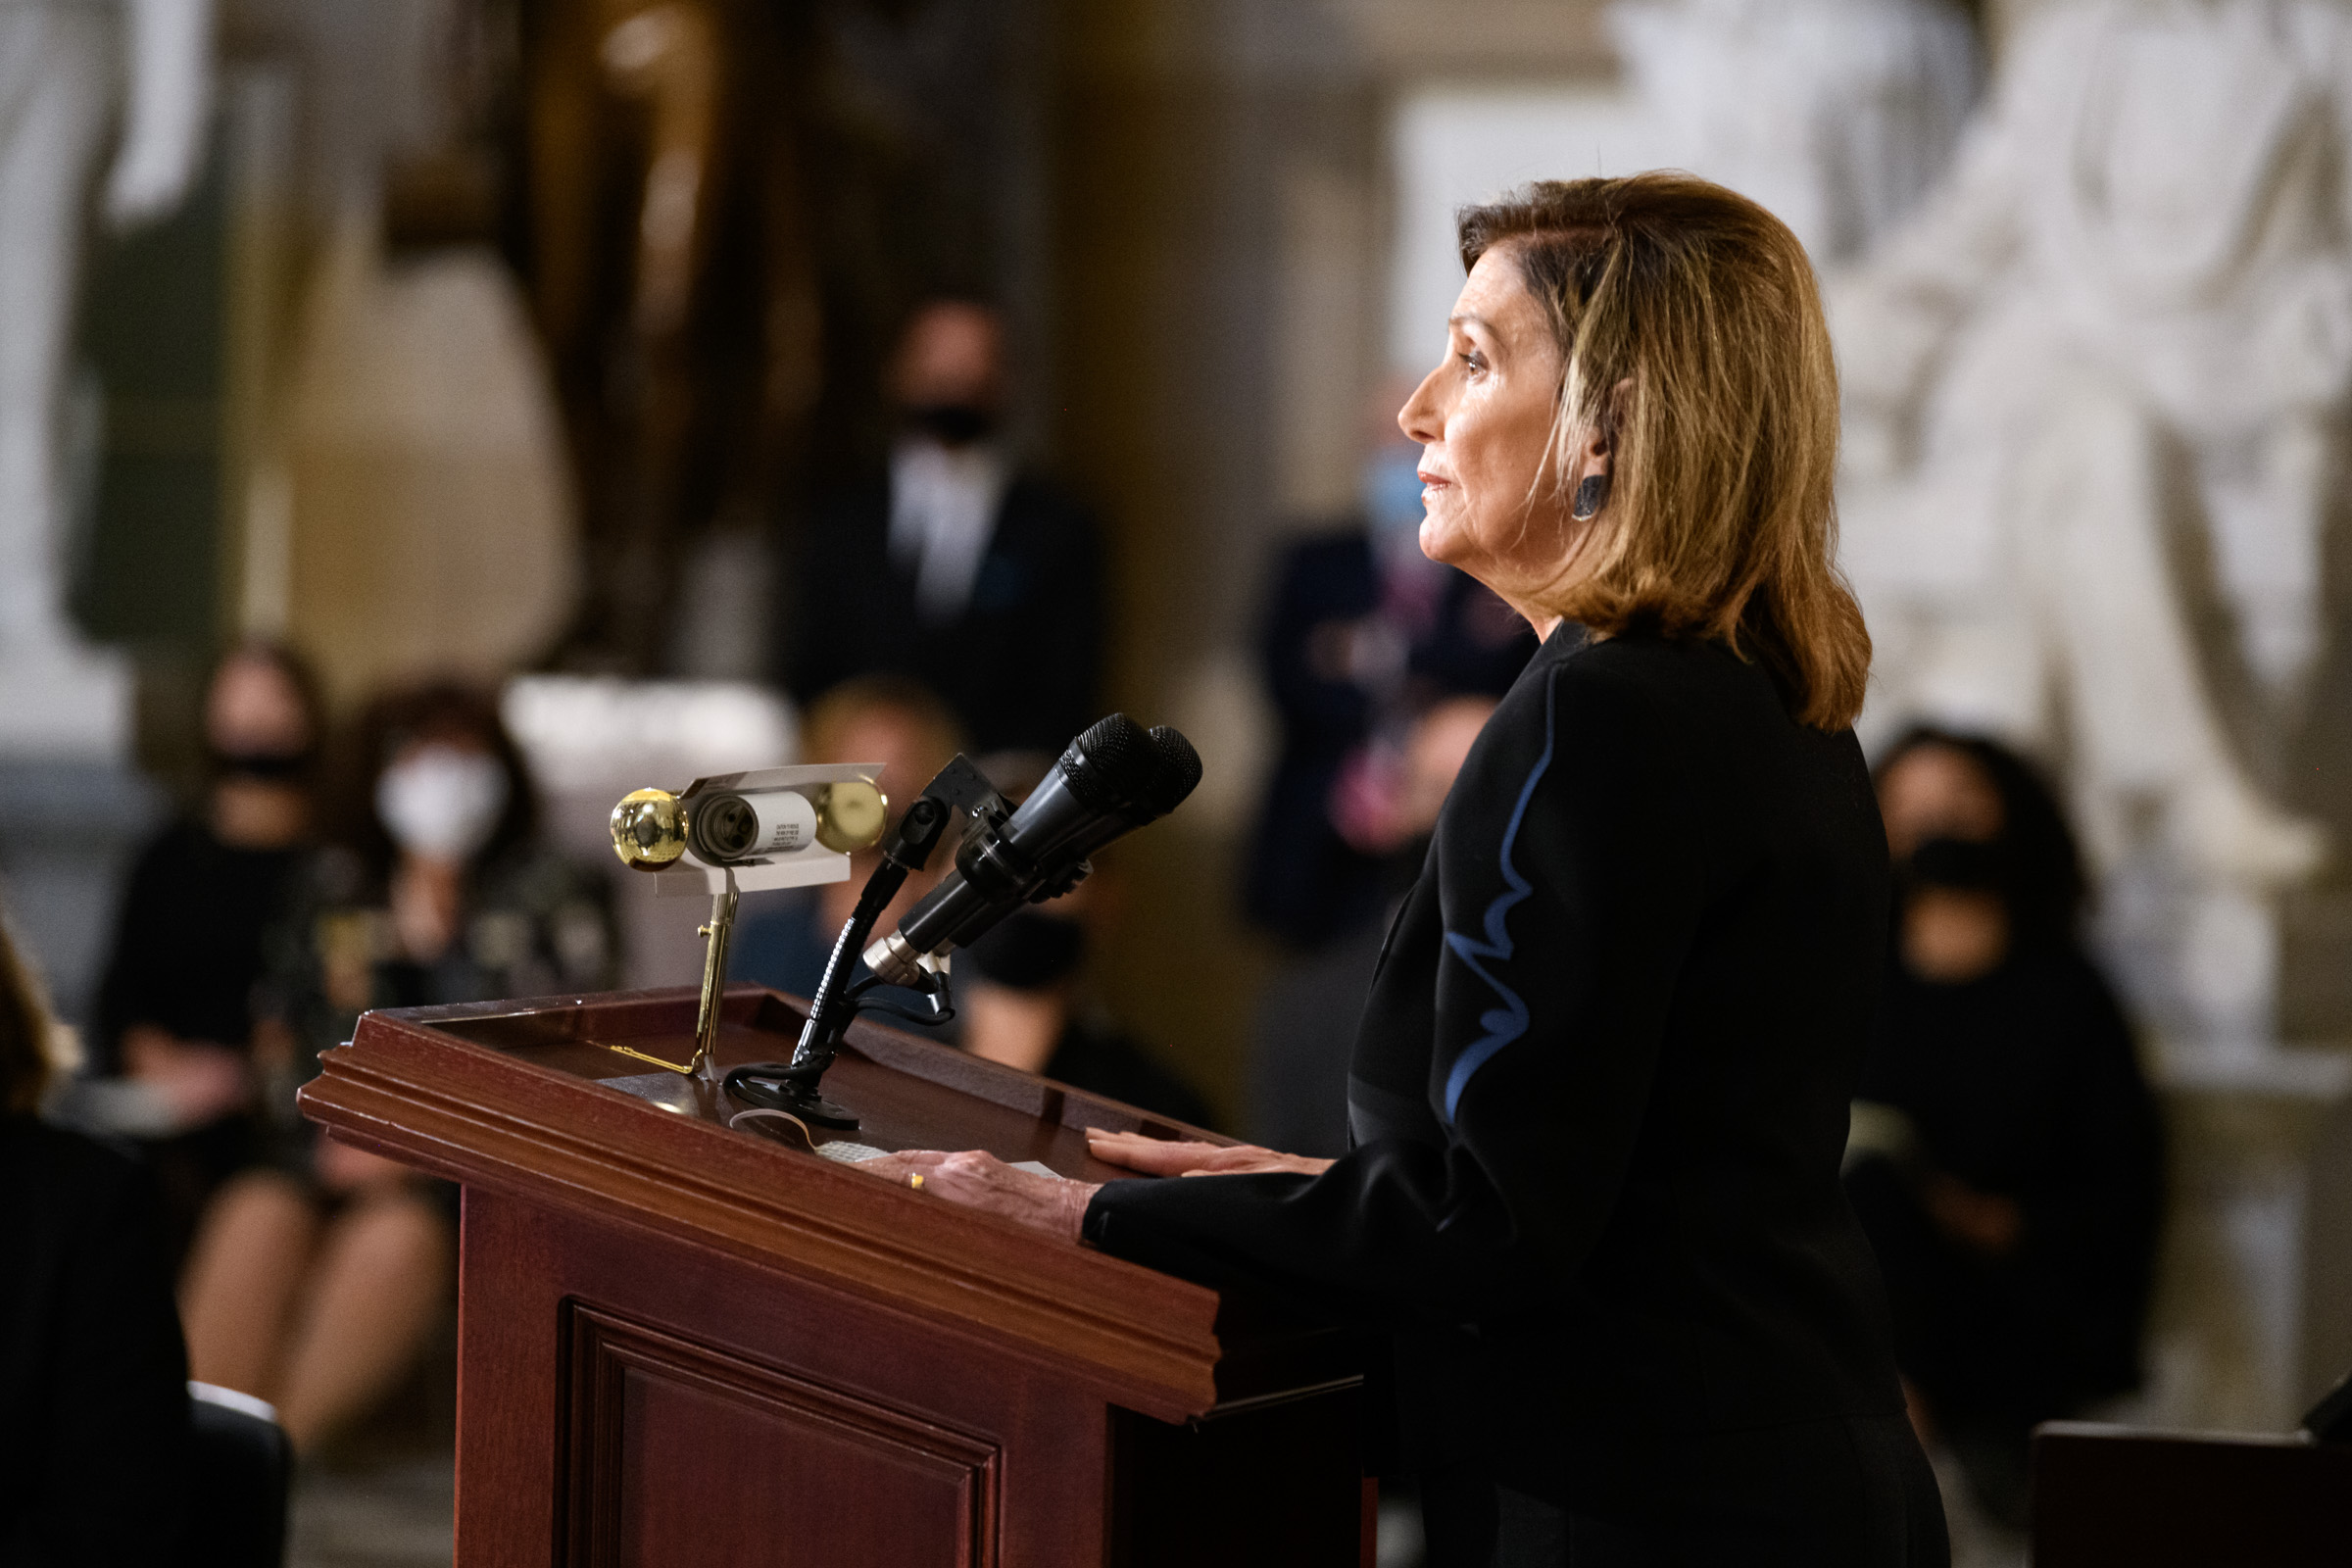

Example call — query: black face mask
[1899,835,2010,894]
[209,746,314,783]
[964,909,1086,991]
[905,402,997,448]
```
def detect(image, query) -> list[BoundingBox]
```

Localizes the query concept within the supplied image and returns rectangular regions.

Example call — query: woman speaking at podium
[872,173,1946,1567]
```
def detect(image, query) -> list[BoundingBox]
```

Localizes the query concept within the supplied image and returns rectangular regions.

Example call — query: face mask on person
[375,746,511,862]
[1897,836,2011,898]
[904,402,998,448]
[209,745,314,782]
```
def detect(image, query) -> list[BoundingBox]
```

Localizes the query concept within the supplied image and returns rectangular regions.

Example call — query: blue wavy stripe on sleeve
[1440,667,1559,1122]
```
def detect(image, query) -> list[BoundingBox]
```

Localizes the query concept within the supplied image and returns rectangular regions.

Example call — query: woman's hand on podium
[860,1150,1101,1243]
[858,1135,1334,1245]
[1084,1131,1334,1179]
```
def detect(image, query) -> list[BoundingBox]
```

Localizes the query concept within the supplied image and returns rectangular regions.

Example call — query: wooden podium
[297,985,1366,1567]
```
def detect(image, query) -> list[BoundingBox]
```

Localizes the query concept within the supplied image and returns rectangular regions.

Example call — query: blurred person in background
[1248,386,1535,950]
[960,876,1215,1132]
[1250,695,1495,1156]
[785,299,1103,758]
[176,681,617,1453]
[2,919,190,1563]
[730,674,966,1001]
[1846,729,2164,1533]
[91,642,325,1262]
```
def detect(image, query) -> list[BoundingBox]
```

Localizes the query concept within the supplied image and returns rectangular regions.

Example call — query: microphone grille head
[1060,712,1158,808]
[1144,725,1203,813]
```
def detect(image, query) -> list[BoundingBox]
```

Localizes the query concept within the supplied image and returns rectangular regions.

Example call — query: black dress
[1846,946,2162,1523]
[93,819,306,1252]
[96,818,304,1071]
[1084,627,1946,1566]
[0,1116,190,1565]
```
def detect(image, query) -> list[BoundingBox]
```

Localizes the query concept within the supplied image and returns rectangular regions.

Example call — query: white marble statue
[0,0,212,754]
[1609,0,1981,265]
[1834,0,2347,1049]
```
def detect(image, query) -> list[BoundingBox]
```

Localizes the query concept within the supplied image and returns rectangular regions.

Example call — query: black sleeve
[1084,661,1707,1324]
[3,1134,190,1566]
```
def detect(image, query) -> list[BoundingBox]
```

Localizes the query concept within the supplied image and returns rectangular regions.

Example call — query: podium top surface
[298,985,1348,1422]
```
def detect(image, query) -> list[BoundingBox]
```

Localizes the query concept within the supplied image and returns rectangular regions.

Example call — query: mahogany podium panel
[297,985,1365,1568]
[2031,1423,2352,1567]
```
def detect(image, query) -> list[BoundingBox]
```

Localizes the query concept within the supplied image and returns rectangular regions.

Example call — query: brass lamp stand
[604,780,883,1079]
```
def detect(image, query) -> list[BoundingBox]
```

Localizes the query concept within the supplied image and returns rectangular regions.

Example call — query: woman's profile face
[1398,247,1573,611]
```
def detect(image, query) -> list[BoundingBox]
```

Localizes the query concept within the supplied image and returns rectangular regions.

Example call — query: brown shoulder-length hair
[1457,172,1870,731]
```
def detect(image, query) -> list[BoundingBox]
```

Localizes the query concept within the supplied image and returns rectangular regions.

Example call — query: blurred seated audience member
[93,642,324,1258]
[1845,729,2164,1532]
[960,893,1215,1131]
[1249,696,1494,1156]
[177,682,617,1453]
[1247,401,1535,949]
[1,921,191,1563]
[785,299,1103,757]
[729,675,966,1002]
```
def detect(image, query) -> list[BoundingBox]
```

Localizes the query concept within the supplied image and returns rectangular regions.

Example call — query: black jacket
[786,471,1103,755]
[1086,627,1906,1494]
[0,1116,189,1564]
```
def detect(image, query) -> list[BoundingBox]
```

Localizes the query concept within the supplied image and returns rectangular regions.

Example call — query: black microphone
[862,715,1201,983]
[1024,723,1201,890]
[932,722,1202,946]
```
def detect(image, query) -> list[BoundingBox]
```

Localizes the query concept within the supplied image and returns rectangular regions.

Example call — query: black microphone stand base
[769,1084,860,1130]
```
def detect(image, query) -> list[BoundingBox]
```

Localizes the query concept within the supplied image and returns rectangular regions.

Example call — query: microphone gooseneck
[727,718,1200,1129]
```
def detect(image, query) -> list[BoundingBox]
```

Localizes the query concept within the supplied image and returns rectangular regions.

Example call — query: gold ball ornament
[814,780,888,853]
[610,788,688,870]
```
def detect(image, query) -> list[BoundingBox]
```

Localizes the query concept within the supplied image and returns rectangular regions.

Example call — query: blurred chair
[184,1383,289,1568]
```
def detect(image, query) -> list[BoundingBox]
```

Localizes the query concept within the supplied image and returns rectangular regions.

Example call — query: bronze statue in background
[523,0,821,672]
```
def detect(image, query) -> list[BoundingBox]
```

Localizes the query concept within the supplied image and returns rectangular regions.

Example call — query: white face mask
[375,746,511,861]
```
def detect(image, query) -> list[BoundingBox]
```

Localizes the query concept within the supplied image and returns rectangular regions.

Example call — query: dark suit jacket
[1,1115,189,1564]
[1087,627,1908,1509]
[786,471,1103,755]
[1247,526,1541,946]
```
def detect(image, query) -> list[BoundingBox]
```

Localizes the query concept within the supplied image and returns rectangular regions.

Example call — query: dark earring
[1572,473,1610,521]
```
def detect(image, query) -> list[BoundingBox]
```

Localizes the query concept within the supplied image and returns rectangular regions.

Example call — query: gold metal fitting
[908,1172,925,1192]
[610,788,688,870]
[814,780,888,853]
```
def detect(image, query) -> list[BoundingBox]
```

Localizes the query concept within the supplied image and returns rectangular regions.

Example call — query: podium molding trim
[300,984,1261,1422]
